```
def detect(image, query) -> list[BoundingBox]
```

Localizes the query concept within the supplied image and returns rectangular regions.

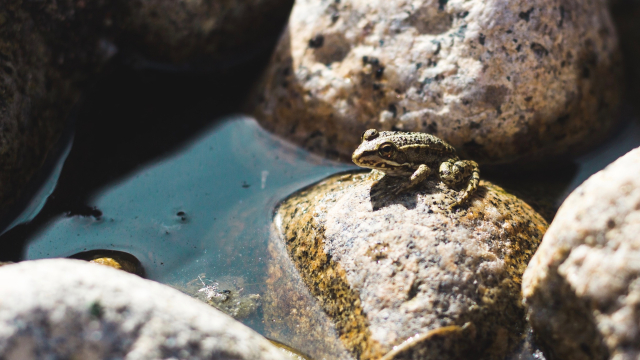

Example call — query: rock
[250,0,621,163]
[0,259,289,360]
[69,249,145,276]
[267,171,548,360]
[116,0,295,67]
[182,274,263,320]
[0,1,81,220]
[523,147,640,360]
[24,0,294,69]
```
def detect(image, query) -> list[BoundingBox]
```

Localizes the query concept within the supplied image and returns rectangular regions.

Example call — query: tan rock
[267,171,547,360]
[523,147,640,360]
[251,0,621,163]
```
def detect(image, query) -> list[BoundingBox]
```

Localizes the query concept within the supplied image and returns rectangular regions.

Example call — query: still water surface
[21,116,354,333]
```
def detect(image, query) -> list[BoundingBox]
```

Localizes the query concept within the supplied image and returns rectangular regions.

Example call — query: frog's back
[379,131,456,154]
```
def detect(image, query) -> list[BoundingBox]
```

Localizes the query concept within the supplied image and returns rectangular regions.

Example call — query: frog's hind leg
[439,159,480,207]
[456,160,480,206]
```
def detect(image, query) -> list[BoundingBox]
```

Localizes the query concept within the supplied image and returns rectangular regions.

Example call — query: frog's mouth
[353,152,403,169]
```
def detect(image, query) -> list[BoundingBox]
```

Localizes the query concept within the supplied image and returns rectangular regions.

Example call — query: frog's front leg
[395,164,431,194]
[439,159,480,206]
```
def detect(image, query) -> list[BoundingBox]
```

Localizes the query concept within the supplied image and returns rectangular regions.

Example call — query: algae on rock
[266,171,548,360]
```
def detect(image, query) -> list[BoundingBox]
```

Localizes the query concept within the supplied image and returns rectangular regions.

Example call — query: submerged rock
[70,249,145,276]
[0,259,288,360]
[523,147,640,360]
[251,0,621,163]
[184,274,262,320]
[267,171,547,360]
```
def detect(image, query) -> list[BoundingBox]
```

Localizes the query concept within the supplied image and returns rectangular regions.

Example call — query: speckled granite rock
[523,147,640,360]
[0,259,288,360]
[268,171,548,360]
[251,0,621,163]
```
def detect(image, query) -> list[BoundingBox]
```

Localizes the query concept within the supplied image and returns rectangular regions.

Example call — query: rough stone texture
[0,259,289,360]
[523,147,640,360]
[117,0,295,67]
[270,171,548,360]
[0,1,82,220]
[251,0,621,163]
[23,0,294,69]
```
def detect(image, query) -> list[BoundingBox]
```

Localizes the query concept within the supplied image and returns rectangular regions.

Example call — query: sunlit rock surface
[251,0,621,163]
[0,259,288,360]
[523,147,640,360]
[267,171,548,360]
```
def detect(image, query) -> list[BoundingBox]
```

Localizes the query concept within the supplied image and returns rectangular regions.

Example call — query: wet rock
[251,0,621,164]
[184,274,262,320]
[268,171,548,360]
[523,147,640,360]
[69,249,145,276]
[0,259,288,360]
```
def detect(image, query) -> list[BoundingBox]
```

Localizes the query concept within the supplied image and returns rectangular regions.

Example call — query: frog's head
[352,129,405,171]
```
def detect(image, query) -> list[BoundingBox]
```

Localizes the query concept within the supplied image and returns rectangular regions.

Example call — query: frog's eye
[378,142,396,158]
[362,129,379,141]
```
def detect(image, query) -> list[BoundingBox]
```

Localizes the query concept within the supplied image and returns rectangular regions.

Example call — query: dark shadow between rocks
[482,162,578,222]
[0,43,278,261]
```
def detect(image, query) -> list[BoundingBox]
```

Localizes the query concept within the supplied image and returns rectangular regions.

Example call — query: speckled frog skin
[352,129,480,207]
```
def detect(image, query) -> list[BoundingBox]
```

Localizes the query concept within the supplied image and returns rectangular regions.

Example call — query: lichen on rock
[268,170,548,359]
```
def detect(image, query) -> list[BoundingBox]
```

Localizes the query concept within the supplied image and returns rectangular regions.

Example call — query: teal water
[23,116,354,331]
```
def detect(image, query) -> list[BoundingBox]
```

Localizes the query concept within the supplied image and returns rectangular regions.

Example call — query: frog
[352,129,480,207]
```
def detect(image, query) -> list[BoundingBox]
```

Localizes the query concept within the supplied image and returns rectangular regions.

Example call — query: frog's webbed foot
[439,159,480,207]
[394,164,431,195]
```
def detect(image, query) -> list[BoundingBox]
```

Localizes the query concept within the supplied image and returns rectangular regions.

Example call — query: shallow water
[21,116,353,332]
